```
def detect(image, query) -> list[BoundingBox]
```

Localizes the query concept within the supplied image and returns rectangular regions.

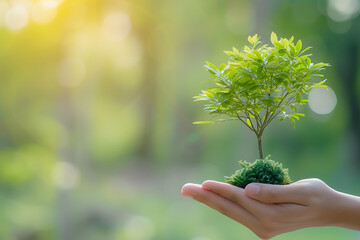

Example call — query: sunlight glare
[5,3,29,31]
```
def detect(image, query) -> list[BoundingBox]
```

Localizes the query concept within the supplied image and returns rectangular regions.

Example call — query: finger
[245,182,308,205]
[181,183,198,198]
[182,183,257,227]
[202,180,265,215]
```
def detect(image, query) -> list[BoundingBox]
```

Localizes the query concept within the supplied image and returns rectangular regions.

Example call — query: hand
[181,178,360,239]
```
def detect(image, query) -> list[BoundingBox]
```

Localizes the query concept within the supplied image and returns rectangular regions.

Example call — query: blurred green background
[0,0,359,239]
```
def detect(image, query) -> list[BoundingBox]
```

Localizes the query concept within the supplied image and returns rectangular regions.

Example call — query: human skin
[181,178,360,239]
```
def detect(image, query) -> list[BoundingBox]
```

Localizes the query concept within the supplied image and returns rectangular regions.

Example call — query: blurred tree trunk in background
[253,0,273,34]
[137,38,157,162]
[134,4,159,163]
[57,90,74,240]
[331,22,360,169]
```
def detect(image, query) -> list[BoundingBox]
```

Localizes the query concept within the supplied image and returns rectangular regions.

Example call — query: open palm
[182,179,360,239]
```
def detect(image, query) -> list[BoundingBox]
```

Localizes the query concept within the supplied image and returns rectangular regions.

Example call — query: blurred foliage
[0,0,359,239]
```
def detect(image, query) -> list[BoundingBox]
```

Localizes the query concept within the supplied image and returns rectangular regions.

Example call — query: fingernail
[181,183,195,198]
[246,183,260,197]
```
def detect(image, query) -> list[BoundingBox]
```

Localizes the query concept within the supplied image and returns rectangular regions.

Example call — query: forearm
[332,191,360,231]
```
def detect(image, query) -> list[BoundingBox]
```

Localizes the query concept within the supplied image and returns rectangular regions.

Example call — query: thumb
[245,183,303,204]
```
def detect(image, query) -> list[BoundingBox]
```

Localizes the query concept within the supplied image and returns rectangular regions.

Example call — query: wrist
[331,190,360,230]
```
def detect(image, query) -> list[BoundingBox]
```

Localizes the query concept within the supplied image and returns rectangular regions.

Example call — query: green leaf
[289,45,296,56]
[312,79,327,88]
[224,51,237,57]
[206,61,217,69]
[289,36,294,44]
[192,121,213,124]
[193,95,209,102]
[246,118,252,127]
[253,50,262,58]
[274,41,284,49]
[299,46,312,55]
[219,64,227,71]
[252,34,259,44]
[289,117,296,128]
[204,64,218,76]
[291,114,299,120]
[300,57,307,67]
[296,40,302,53]
[248,36,253,45]
[244,45,251,52]
[271,32,278,45]
[311,62,329,69]
[202,90,214,99]
[280,38,289,47]
[233,47,240,54]
[273,96,282,102]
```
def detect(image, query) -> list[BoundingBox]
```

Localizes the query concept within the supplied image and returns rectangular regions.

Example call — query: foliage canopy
[193,32,329,159]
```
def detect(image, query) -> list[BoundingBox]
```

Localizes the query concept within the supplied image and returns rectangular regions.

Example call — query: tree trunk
[135,7,158,163]
[257,135,263,160]
[57,90,74,240]
[331,29,360,169]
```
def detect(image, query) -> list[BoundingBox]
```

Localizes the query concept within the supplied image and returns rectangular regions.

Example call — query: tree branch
[237,112,256,132]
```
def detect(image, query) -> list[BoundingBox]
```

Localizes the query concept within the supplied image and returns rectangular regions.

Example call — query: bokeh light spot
[0,1,10,28]
[31,0,59,24]
[327,0,360,22]
[112,36,143,69]
[52,161,80,189]
[123,216,154,240]
[308,87,337,115]
[5,4,29,31]
[102,11,131,42]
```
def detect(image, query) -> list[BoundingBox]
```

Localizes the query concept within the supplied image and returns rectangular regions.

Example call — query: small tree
[194,32,329,160]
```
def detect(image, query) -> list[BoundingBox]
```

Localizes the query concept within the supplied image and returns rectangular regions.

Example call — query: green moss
[225,155,291,188]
